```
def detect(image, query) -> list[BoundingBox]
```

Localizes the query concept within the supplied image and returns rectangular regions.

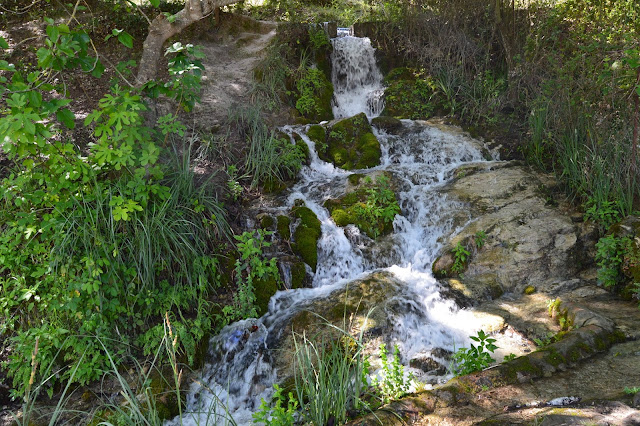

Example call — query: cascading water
[331,35,385,119]
[172,36,497,426]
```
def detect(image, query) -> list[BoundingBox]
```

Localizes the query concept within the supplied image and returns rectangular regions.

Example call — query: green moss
[290,261,307,289]
[321,113,381,170]
[260,215,275,229]
[324,174,400,239]
[295,138,311,165]
[501,355,544,383]
[263,177,288,193]
[381,67,449,120]
[331,208,353,227]
[277,215,291,240]
[255,275,279,316]
[523,285,536,295]
[355,132,383,169]
[348,173,365,186]
[542,347,566,368]
[306,125,323,140]
[292,205,322,271]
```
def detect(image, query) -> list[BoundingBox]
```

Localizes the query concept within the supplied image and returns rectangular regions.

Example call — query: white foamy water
[331,36,385,119]
[171,37,497,426]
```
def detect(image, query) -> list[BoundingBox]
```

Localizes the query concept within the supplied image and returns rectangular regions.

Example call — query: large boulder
[433,162,598,300]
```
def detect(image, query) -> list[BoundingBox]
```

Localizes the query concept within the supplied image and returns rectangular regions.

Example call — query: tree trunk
[135,0,238,86]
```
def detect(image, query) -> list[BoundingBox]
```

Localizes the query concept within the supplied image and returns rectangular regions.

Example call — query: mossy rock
[290,260,307,289]
[381,67,449,120]
[347,173,365,186]
[277,215,291,240]
[255,275,279,316]
[292,204,322,272]
[321,113,382,170]
[259,214,275,230]
[263,177,288,194]
[371,116,403,132]
[306,124,327,156]
[292,133,311,166]
[296,68,334,122]
[324,174,399,239]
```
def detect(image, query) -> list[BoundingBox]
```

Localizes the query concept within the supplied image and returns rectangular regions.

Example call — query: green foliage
[474,230,487,249]
[354,175,401,239]
[584,198,622,231]
[295,67,334,121]
[326,175,400,240]
[595,235,632,287]
[308,25,330,51]
[0,22,226,397]
[292,322,370,425]
[451,243,470,274]
[533,332,556,348]
[451,330,498,376]
[503,353,517,362]
[373,343,412,404]
[383,68,448,119]
[253,384,298,425]
[624,386,640,395]
[225,230,280,323]
[233,107,307,188]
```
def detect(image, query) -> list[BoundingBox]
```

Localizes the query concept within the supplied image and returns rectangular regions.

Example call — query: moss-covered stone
[523,285,536,295]
[277,215,291,240]
[263,177,288,193]
[296,68,334,122]
[381,67,449,120]
[347,173,365,186]
[290,260,307,289]
[260,214,275,230]
[320,113,382,170]
[324,174,400,239]
[292,204,322,271]
[371,116,403,132]
[255,275,279,316]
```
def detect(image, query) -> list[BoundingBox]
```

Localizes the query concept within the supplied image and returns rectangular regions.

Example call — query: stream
[173,33,502,426]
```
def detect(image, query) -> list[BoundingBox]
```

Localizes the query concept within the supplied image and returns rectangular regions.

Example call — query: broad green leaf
[0,37,9,49]
[117,31,133,49]
[149,0,159,6]
[56,108,76,129]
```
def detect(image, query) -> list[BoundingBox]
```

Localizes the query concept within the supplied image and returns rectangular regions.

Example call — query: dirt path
[186,14,278,130]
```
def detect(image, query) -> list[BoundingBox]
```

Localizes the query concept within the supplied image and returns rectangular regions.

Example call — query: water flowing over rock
[171,33,633,426]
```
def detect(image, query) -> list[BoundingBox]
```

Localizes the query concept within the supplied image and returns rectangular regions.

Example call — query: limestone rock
[438,162,597,300]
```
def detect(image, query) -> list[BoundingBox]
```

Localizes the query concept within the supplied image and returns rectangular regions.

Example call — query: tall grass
[292,312,372,425]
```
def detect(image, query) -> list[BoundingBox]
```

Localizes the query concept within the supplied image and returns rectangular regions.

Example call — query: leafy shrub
[595,235,629,287]
[295,67,334,121]
[451,243,470,274]
[0,25,227,397]
[373,343,413,404]
[224,230,281,323]
[451,330,498,376]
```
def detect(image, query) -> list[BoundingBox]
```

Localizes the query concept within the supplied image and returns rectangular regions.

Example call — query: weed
[475,230,487,249]
[373,343,413,404]
[451,330,498,376]
[533,333,556,348]
[595,235,629,287]
[451,243,470,274]
[253,384,298,425]
[292,315,371,425]
[503,353,517,362]
[624,386,640,395]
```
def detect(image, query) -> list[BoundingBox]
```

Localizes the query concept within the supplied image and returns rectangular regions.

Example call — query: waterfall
[331,35,385,119]
[170,37,496,426]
